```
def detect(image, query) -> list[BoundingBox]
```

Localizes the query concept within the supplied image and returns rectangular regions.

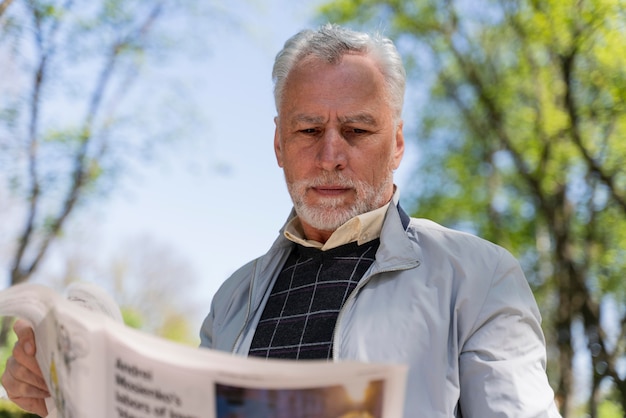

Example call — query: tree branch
[560,51,626,213]
[22,2,165,279]
[10,2,48,285]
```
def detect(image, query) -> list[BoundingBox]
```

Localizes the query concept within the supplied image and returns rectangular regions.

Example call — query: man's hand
[1,319,49,416]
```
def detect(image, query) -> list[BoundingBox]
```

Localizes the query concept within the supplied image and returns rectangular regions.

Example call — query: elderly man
[201,24,561,416]
[3,24,561,417]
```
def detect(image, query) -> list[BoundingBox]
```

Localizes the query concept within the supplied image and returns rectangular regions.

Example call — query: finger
[13,319,36,355]
[10,344,49,392]
[7,319,50,417]
[1,358,50,416]
[5,395,48,417]
[3,356,49,395]
[9,324,49,395]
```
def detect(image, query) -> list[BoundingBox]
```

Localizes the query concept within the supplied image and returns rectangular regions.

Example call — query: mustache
[302,173,356,189]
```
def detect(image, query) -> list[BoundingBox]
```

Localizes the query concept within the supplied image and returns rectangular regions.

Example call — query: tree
[0,0,203,345]
[39,231,202,344]
[319,0,626,416]
[107,235,202,345]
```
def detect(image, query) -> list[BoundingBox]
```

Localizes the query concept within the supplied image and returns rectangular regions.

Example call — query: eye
[298,128,321,136]
[344,127,369,137]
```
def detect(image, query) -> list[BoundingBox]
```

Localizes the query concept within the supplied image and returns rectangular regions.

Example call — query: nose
[316,129,347,171]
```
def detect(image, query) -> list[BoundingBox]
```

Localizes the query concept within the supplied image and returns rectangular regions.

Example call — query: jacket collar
[371,199,421,274]
[253,192,420,301]
[234,191,421,354]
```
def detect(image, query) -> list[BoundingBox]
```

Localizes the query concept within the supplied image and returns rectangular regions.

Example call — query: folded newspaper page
[0,283,407,418]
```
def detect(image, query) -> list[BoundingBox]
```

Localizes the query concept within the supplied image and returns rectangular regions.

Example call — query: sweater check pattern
[249,240,380,360]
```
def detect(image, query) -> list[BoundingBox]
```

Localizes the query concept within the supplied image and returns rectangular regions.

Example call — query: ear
[273,117,284,168]
[392,120,405,169]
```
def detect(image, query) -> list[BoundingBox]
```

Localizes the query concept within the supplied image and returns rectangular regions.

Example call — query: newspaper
[0,283,407,418]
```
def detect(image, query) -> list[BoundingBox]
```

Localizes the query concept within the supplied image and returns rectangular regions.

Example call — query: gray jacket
[200,203,561,417]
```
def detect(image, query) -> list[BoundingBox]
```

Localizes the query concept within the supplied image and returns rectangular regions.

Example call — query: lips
[311,185,352,196]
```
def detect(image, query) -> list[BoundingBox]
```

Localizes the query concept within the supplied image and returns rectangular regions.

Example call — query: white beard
[286,170,394,232]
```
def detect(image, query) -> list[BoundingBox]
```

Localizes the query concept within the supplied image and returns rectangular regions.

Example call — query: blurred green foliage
[0,400,38,418]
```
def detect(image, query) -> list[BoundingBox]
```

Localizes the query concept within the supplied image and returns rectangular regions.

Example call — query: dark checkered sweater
[248,239,380,360]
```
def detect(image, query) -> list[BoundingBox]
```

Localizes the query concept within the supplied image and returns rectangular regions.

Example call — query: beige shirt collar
[284,189,399,251]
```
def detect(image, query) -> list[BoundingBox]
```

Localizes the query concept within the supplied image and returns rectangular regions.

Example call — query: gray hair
[272,23,406,119]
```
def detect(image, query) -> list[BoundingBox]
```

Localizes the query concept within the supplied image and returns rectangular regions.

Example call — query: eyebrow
[339,113,377,125]
[289,113,378,126]
[291,114,326,125]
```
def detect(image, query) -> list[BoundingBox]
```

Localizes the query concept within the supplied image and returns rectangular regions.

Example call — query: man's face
[274,53,405,243]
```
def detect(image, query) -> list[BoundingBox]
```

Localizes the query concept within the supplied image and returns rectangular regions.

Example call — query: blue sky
[99,1,322,323]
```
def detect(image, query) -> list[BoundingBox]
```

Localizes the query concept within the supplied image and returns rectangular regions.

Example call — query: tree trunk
[555,312,573,417]
[589,371,600,418]
[551,192,577,417]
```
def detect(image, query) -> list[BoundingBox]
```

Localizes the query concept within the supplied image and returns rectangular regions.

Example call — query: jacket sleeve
[458,249,561,417]
[198,259,258,353]
[199,306,215,348]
